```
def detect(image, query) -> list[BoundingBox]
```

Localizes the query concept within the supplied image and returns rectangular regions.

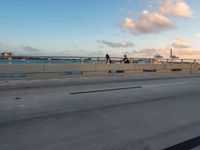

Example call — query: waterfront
[0,56,118,64]
[0,59,82,64]
[0,56,200,65]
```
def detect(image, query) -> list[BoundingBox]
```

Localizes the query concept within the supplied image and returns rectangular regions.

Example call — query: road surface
[1,76,200,150]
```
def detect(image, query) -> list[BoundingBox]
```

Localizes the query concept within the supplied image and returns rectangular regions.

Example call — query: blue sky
[0,0,200,58]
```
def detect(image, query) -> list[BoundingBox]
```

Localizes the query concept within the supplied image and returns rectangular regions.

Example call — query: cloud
[137,48,157,55]
[121,11,174,35]
[21,46,41,52]
[157,37,200,59]
[158,46,200,59]
[132,48,157,57]
[97,40,134,48]
[171,36,192,48]
[120,49,157,58]
[127,37,200,59]
[120,0,192,36]
[160,0,192,18]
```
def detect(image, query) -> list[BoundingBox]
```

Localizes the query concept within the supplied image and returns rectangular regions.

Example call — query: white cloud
[160,0,192,18]
[121,11,174,35]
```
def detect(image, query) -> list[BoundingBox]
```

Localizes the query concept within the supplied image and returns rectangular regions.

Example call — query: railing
[0,56,200,64]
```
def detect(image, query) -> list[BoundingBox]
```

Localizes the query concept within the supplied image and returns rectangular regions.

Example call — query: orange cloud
[158,37,200,59]
[120,0,193,36]
[128,37,200,59]
[122,11,174,35]
[160,0,192,18]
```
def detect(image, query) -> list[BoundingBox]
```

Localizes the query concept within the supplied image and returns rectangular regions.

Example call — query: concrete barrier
[0,63,200,79]
[0,64,44,73]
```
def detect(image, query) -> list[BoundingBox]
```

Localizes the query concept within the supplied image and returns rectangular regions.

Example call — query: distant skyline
[0,0,200,58]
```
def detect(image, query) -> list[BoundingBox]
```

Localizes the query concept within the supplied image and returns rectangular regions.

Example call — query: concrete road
[1,76,200,150]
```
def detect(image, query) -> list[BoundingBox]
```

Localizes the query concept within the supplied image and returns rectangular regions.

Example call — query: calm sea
[0,59,102,64]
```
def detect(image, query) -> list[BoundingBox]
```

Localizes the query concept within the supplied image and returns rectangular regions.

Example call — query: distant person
[105,54,112,64]
[122,55,130,64]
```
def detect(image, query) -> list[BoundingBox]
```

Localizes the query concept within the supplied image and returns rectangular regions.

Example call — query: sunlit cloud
[158,46,200,59]
[157,37,200,59]
[127,37,200,59]
[160,0,192,18]
[121,11,174,35]
[97,40,134,48]
[120,0,193,36]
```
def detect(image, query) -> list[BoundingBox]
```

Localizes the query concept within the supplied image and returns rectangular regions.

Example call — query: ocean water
[0,59,102,64]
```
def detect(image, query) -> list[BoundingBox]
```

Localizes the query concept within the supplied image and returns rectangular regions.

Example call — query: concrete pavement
[1,76,200,150]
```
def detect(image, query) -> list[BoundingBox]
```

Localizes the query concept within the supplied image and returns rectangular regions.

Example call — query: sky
[0,0,200,58]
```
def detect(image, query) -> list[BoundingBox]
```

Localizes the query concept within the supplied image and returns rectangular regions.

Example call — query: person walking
[105,54,112,64]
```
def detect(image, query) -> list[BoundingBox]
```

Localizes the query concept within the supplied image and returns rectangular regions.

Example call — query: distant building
[1,52,14,58]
